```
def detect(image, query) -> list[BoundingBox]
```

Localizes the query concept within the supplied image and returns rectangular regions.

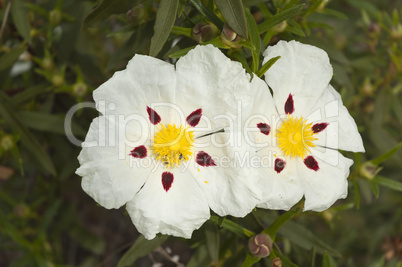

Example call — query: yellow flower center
[152,124,194,167]
[277,116,317,158]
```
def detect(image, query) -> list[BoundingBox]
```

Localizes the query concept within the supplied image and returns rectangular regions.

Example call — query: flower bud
[73,82,88,98]
[192,22,218,43]
[272,21,287,33]
[272,257,282,267]
[391,24,402,39]
[368,22,381,38]
[248,233,272,258]
[49,9,62,26]
[51,74,64,87]
[360,162,381,180]
[1,135,14,151]
[221,23,242,48]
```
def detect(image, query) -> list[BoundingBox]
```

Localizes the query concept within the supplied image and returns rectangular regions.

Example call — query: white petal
[126,167,210,240]
[255,149,304,210]
[306,85,365,153]
[93,54,176,116]
[297,149,353,212]
[175,45,254,128]
[76,116,151,209]
[263,40,333,116]
[191,132,261,217]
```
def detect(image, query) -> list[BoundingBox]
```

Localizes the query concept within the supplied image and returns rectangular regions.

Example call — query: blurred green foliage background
[0,0,401,266]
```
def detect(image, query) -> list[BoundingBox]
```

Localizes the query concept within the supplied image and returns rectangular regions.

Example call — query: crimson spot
[274,158,286,173]
[130,145,147,158]
[312,123,329,133]
[162,172,174,192]
[196,151,216,167]
[257,123,271,135]
[284,94,294,114]
[304,156,319,171]
[147,106,161,125]
[186,109,202,127]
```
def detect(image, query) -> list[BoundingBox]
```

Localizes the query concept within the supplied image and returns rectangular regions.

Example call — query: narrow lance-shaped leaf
[215,0,248,38]
[258,4,305,34]
[370,142,402,166]
[189,0,224,29]
[117,235,168,267]
[256,56,280,78]
[241,254,260,267]
[149,0,180,57]
[11,0,31,43]
[0,92,56,176]
[245,8,260,73]
[263,207,301,241]
[374,176,402,192]
[210,216,254,239]
[84,0,145,27]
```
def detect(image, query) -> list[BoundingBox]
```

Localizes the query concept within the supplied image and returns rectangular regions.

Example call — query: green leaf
[320,8,348,20]
[374,176,402,192]
[0,92,56,176]
[263,207,301,241]
[117,235,168,267]
[241,254,260,267]
[228,49,253,74]
[245,8,260,73]
[215,0,248,38]
[243,0,269,7]
[83,0,145,27]
[19,111,86,136]
[323,251,337,267]
[205,222,220,263]
[370,142,402,166]
[149,0,179,57]
[189,0,224,29]
[11,0,31,43]
[256,56,280,77]
[210,216,254,239]
[273,249,298,267]
[258,4,305,34]
[0,45,26,72]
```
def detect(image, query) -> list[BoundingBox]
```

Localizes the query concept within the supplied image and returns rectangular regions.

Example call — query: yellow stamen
[277,116,317,158]
[152,124,194,167]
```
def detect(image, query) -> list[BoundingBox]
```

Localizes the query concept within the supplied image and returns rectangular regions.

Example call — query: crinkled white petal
[191,132,261,217]
[263,40,333,116]
[306,85,365,153]
[125,167,210,240]
[297,149,353,212]
[175,45,254,129]
[255,148,304,210]
[93,54,176,117]
[77,116,151,209]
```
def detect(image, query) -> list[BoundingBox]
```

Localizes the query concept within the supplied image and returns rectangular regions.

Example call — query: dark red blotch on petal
[274,158,286,173]
[304,156,319,171]
[312,123,329,133]
[147,106,161,125]
[130,145,147,158]
[186,109,202,127]
[162,172,174,192]
[196,151,216,167]
[284,94,294,114]
[257,123,271,135]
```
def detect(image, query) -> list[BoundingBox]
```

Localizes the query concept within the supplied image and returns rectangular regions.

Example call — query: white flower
[76,45,261,239]
[247,40,364,212]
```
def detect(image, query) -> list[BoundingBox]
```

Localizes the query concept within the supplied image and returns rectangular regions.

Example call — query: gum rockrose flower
[76,45,261,239]
[247,40,364,211]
